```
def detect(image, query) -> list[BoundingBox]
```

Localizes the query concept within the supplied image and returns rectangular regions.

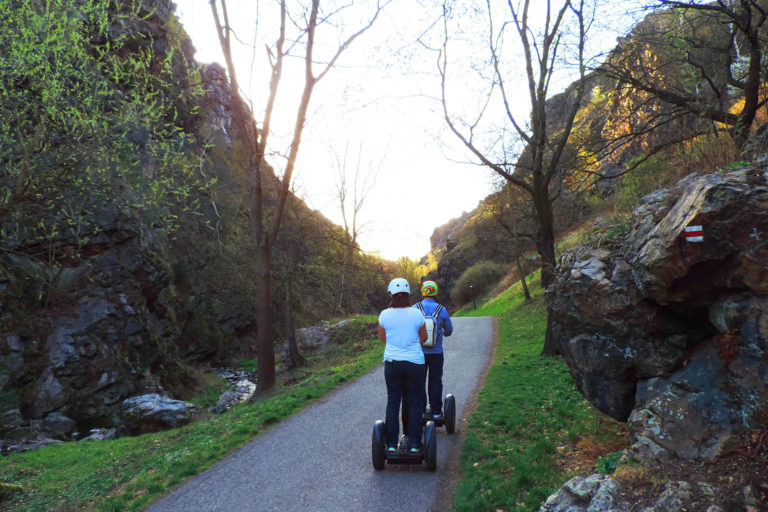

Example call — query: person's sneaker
[409,443,421,453]
[387,445,397,453]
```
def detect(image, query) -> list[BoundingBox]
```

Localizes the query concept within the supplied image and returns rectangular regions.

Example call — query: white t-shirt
[379,307,426,364]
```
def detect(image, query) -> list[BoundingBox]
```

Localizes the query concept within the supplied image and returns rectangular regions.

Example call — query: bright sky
[175,1,640,261]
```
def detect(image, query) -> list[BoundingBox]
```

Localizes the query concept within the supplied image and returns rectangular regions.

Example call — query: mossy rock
[0,482,24,500]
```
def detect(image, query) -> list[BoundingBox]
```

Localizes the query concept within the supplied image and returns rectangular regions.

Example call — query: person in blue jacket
[414,280,453,418]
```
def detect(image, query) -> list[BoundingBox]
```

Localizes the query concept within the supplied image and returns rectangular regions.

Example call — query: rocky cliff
[0,0,384,444]
[547,165,768,461]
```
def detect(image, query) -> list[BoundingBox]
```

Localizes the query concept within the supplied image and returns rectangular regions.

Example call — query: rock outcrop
[539,474,729,512]
[279,319,377,364]
[538,474,625,512]
[120,394,199,434]
[0,0,255,439]
[0,0,386,445]
[547,166,768,460]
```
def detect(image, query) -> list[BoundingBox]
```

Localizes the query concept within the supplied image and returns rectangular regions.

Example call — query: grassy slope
[451,272,627,511]
[0,317,383,512]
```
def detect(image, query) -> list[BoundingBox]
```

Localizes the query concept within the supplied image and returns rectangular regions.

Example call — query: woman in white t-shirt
[378,278,427,453]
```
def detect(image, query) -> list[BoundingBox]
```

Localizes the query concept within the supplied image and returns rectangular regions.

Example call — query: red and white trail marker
[685,225,704,242]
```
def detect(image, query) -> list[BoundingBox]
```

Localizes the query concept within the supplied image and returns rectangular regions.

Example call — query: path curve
[146,316,495,512]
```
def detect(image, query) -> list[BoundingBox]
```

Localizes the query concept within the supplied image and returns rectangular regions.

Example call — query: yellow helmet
[421,280,438,297]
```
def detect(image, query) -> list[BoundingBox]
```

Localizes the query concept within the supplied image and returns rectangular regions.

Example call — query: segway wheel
[424,420,437,471]
[372,420,386,470]
[444,394,456,434]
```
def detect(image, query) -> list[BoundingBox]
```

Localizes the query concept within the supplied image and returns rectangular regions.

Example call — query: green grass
[451,273,626,512]
[1,287,625,512]
[0,320,384,512]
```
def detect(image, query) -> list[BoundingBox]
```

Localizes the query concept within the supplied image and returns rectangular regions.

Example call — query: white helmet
[387,278,410,295]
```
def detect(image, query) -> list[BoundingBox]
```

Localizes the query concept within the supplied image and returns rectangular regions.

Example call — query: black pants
[384,360,425,448]
[424,352,444,415]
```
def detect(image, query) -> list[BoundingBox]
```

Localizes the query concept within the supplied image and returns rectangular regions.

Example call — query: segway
[372,419,436,471]
[423,393,456,434]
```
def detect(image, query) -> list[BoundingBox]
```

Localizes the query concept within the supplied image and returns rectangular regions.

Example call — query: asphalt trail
[146,316,495,512]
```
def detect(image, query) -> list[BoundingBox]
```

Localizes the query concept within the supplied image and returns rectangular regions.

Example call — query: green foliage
[271,214,389,327]
[239,359,258,371]
[186,384,226,410]
[394,256,424,289]
[617,155,673,210]
[451,260,507,306]
[0,0,208,259]
[597,451,621,475]
[718,160,749,173]
[452,275,626,511]
[456,268,542,317]
[583,211,630,251]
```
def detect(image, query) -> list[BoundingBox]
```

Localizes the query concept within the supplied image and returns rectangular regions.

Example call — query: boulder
[1,409,24,434]
[120,394,198,434]
[211,379,256,414]
[638,481,718,512]
[42,412,77,440]
[279,319,364,363]
[79,427,118,442]
[548,167,768,460]
[538,474,627,512]
[4,435,63,455]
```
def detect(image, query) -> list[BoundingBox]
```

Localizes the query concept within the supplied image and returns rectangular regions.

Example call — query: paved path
[147,316,495,512]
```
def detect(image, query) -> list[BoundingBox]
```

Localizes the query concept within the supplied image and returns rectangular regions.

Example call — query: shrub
[451,260,507,305]
[597,451,621,474]
[617,155,672,210]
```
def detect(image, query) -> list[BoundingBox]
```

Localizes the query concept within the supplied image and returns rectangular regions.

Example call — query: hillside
[424,2,767,306]
[0,0,389,443]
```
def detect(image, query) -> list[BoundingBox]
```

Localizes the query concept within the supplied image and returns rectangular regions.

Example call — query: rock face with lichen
[547,166,768,461]
[0,0,258,438]
[0,0,384,446]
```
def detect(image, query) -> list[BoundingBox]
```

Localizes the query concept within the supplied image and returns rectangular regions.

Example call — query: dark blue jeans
[384,360,425,448]
[424,352,444,415]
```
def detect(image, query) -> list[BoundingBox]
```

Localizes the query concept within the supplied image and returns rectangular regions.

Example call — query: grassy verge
[0,316,383,512]
[452,273,628,512]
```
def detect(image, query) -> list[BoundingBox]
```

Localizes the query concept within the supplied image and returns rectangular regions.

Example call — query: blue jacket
[413,298,453,354]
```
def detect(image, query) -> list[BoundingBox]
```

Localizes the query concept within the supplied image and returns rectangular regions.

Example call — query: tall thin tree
[439,0,590,354]
[209,0,390,391]
[331,140,380,316]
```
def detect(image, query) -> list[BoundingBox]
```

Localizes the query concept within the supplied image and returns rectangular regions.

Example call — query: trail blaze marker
[685,225,704,242]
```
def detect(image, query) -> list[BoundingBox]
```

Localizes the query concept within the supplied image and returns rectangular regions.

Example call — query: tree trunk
[284,277,305,369]
[255,242,276,392]
[516,258,531,301]
[532,187,556,290]
[533,187,560,356]
[542,315,558,356]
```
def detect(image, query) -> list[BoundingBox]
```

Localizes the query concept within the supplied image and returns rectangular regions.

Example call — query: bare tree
[331,140,380,316]
[439,0,590,354]
[209,0,390,391]
[601,0,768,152]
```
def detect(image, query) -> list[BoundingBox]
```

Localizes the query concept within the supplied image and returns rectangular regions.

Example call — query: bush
[451,260,507,305]
[617,155,672,210]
